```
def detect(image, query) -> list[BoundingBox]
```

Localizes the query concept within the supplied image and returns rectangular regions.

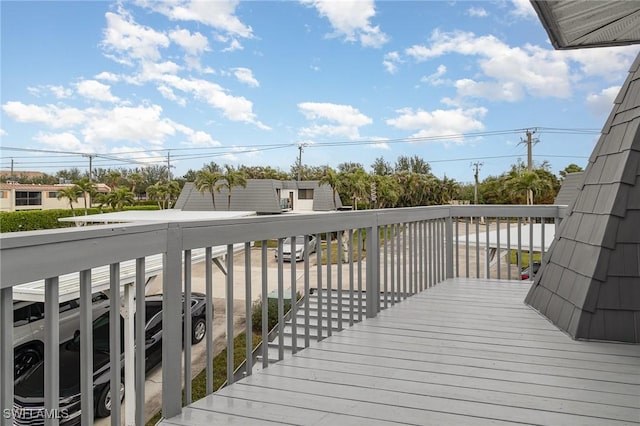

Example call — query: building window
[298,189,314,200]
[15,191,42,206]
[0,191,5,198]
[48,191,59,198]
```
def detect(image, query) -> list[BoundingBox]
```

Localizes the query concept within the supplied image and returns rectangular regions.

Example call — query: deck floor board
[159,278,640,426]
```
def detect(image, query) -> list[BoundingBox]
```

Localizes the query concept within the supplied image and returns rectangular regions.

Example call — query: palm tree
[194,170,222,210]
[105,170,122,190]
[104,187,135,211]
[127,172,144,199]
[319,167,342,210]
[57,186,81,215]
[74,178,97,215]
[507,170,553,205]
[216,165,247,210]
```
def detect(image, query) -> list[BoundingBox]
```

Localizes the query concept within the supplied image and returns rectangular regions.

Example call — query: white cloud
[302,0,388,48]
[467,7,488,18]
[510,0,536,19]
[406,30,572,101]
[421,64,447,86]
[34,132,83,150]
[49,85,73,99]
[586,86,620,116]
[298,102,372,139]
[82,105,176,145]
[101,9,170,64]
[135,0,253,39]
[2,102,86,128]
[383,51,401,74]
[157,85,187,107]
[0,129,7,136]
[386,107,487,142]
[566,47,640,81]
[156,74,269,129]
[169,28,210,56]
[76,80,120,103]
[232,67,259,87]
[95,72,120,82]
[222,38,243,52]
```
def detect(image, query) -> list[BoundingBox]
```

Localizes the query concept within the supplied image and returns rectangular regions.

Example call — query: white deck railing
[0,204,566,426]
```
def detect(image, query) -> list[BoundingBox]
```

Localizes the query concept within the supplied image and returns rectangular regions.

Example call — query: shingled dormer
[525,53,640,343]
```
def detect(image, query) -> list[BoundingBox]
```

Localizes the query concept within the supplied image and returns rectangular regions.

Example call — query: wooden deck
[159,278,640,425]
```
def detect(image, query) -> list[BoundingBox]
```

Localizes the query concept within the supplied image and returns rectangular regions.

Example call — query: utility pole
[472,162,482,205]
[82,154,95,182]
[10,158,14,181]
[519,129,538,205]
[167,151,172,182]
[297,143,307,181]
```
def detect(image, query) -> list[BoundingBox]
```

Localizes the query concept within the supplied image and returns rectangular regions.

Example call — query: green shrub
[251,297,292,333]
[0,206,161,233]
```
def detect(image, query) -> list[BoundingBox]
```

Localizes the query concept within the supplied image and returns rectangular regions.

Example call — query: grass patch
[145,332,262,426]
[509,250,542,269]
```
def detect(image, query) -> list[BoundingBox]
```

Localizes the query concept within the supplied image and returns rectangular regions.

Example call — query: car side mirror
[73,329,80,342]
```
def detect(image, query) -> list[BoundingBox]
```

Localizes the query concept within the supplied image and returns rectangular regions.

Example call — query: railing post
[162,224,183,420]
[366,218,380,318]
[445,216,454,279]
[44,277,60,426]
[0,288,12,426]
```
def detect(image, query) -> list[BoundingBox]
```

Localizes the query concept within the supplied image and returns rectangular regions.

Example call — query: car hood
[14,342,110,400]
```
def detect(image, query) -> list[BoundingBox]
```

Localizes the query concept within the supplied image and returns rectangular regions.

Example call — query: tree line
[7,157,583,210]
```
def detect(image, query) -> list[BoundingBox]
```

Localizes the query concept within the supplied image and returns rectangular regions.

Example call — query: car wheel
[192,318,206,344]
[95,381,125,418]
[14,347,42,379]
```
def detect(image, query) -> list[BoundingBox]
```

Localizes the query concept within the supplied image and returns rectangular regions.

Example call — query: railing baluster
[277,238,285,357]
[390,224,396,304]
[529,218,534,278]
[383,225,389,306]
[184,249,192,405]
[506,219,512,280]
[496,218,501,279]
[348,229,354,326]
[475,218,480,279]
[465,218,470,278]
[206,246,215,391]
[326,233,332,337]
[245,242,253,374]
[337,231,344,329]
[261,243,269,367]
[402,223,407,298]
[435,220,440,283]
[226,244,234,384]
[366,222,380,318]
[291,238,298,353]
[455,218,459,278]
[109,265,121,426]
[428,220,434,287]
[541,218,546,261]
[485,219,490,279]
[357,229,363,321]
[304,236,310,348]
[517,217,523,274]
[135,257,146,425]
[79,270,94,425]
[0,287,12,426]
[44,277,60,426]
[316,233,323,339]
[397,223,402,295]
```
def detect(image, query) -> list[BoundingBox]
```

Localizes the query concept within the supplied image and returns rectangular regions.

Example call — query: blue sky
[1,0,639,183]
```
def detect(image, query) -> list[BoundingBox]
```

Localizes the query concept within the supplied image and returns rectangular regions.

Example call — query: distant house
[0,183,111,212]
[175,180,343,214]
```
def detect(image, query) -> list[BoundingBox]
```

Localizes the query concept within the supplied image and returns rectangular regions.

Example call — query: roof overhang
[531,1,640,49]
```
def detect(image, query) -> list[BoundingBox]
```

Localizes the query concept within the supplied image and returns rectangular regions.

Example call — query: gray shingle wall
[176,180,342,213]
[554,172,584,206]
[525,52,640,343]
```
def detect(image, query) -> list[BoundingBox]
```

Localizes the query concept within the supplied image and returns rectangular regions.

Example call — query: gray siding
[526,53,640,343]
[176,180,342,214]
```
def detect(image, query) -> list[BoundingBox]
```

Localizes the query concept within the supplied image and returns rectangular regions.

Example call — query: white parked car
[274,235,317,262]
